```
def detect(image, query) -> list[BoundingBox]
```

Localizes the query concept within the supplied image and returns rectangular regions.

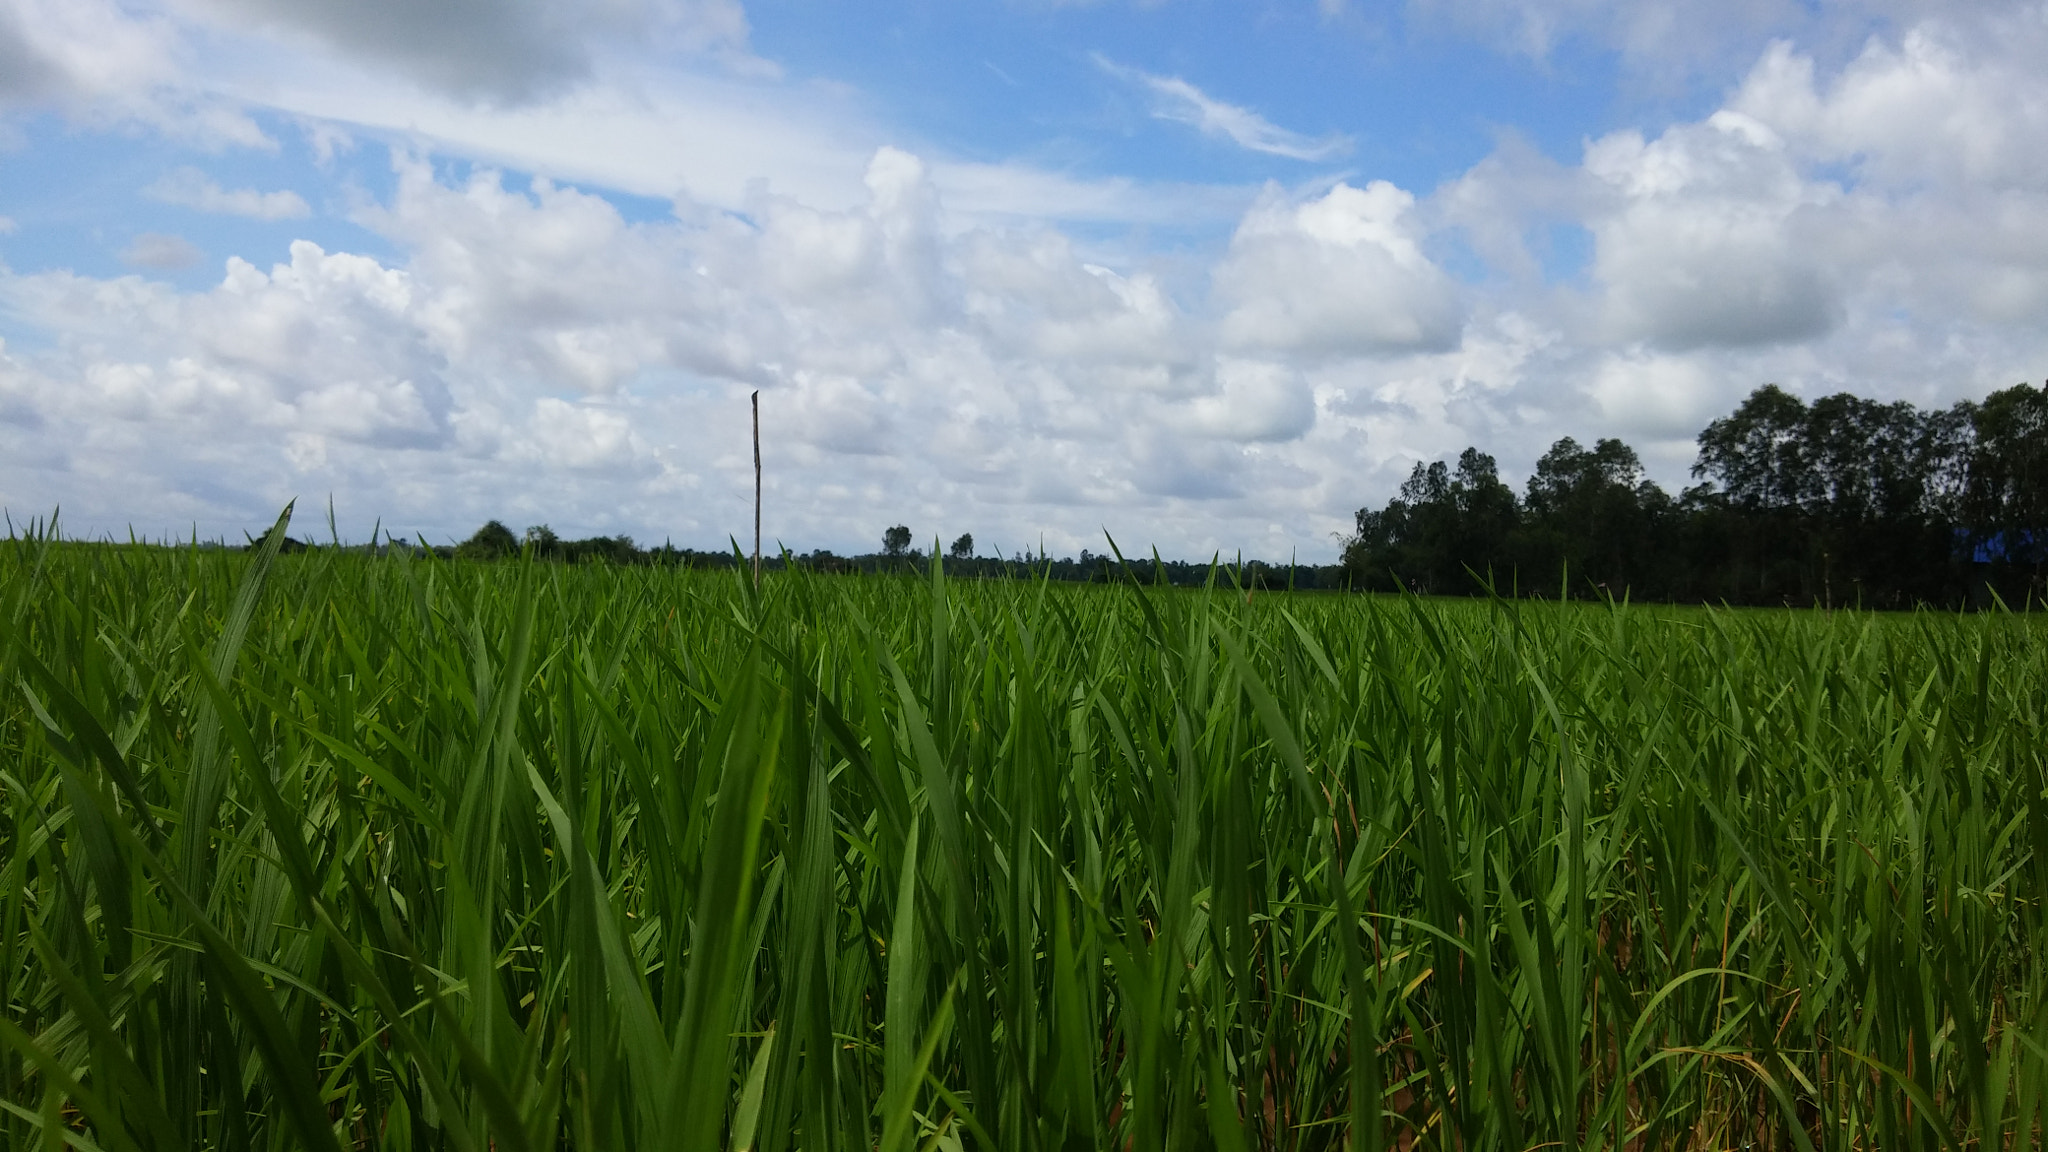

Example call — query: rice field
[4,511,2046,1151]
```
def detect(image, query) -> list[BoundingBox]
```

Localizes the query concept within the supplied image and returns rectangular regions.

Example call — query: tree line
[429,520,1353,589]
[1343,382,2048,607]
[243,379,2042,608]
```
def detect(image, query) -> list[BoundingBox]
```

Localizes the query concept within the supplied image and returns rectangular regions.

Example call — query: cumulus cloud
[1728,25,2048,192]
[145,167,312,219]
[1547,17,2048,370]
[1582,111,1843,349]
[1095,55,1350,161]
[1583,350,1731,439]
[0,146,1322,551]
[1183,359,1318,442]
[0,0,177,107]
[526,397,651,472]
[0,139,1407,554]
[0,338,43,428]
[0,0,269,145]
[8,238,449,445]
[1318,14,2048,486]
[1215,181,1462,357]
[960,234,1187,368]
[6,7,2048,561]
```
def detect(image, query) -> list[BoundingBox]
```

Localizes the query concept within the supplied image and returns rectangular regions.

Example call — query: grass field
[4,510,2046,1151]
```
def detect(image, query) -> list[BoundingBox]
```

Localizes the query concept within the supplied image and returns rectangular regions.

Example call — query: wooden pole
[752,390,762,588]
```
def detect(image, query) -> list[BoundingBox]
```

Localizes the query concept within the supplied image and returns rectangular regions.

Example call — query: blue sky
[2,0,2045,559]
[745,3,1616,181]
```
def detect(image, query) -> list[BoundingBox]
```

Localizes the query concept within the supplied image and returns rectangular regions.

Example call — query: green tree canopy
[1345,381,2048,605]
[456,520,519,559]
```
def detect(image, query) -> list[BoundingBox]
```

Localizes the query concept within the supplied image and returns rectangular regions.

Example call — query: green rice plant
[2,509,2045,1150]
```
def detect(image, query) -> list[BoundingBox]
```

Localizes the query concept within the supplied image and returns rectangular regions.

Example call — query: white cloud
[8,238,447,445]
[0,0,269,145]
[926,160,1252,229]
[0,216,15,234]
[1433,134,1593,285]
[3,0,1253,234]
[0,0,178,106]
[1531,17,2048,369]
[525,397,650,472]
[1731,24,2048,191]
[120,232,204,269]
[1582,111,1843,349]
[145,167,312,219]
[1095,55,1351,161]
[1215,181,1462,357]
[219,63,875,211]
[1584,350,1729,439]
[299,117,355,166]
[230,59,1249,228]
[1183,358,1317,442]
[6,8,2048,560]
[960,234,1188,367]
[0,145,1388,554]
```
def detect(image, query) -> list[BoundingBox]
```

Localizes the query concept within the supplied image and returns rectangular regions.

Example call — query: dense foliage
[1345,382,2048,607]
[4,517,2047,1150]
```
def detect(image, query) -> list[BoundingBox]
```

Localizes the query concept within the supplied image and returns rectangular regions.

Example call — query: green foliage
[1694,382,1816,512]
[1517,437,1671,596]
[456,519,519,560]
[4,517,2048,1150]
[1346,382,2048,606]
[1965,383,2048,568]
[1349,448,1519,595]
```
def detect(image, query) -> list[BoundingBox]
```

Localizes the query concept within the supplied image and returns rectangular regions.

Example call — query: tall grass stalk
[2,514,2045,1150]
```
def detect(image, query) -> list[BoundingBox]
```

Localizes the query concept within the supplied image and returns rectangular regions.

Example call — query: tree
[524,524,560,558]
[1525,437,1644,514]
[1688,386,1827,602]
[804,548,850,573]
[1963,382,2048,583]
[1691,384,1972,606]
[948,532,974,560]
[1341,380,2026,607]
[1800,394,1931,522]
[1694,384,1811,511]
[1797,393,1966,606]
[564,535,638,565]
[456,520,518,560]
[882,525,912,557]
[1519,437,1666,596]
[1444,448,1521,588]
[1343,447,1521,593]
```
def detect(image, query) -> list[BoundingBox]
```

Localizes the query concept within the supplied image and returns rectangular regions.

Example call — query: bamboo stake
[752,390,762,588]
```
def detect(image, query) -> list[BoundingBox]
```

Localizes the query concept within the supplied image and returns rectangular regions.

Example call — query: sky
[2,0,2045,560]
